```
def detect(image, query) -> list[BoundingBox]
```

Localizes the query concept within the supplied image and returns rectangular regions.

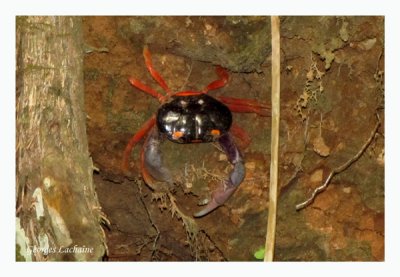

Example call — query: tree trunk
[16,16,106,261]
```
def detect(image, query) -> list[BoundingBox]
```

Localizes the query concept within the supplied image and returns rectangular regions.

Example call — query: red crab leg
[218,96,270,117]
[230,123,252,149]
[143,45,172,96]
[203,66,229,93]
[128,77,165,102]
[122,115,156,173]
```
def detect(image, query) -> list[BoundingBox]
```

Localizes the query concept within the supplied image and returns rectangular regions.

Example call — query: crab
[122,46,269,217]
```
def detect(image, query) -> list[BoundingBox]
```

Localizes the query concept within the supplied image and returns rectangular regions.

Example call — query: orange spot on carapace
[211,129,221,136]
[172,131,184,140]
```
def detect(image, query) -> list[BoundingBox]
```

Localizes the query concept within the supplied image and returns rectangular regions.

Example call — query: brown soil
[83,16,384,261]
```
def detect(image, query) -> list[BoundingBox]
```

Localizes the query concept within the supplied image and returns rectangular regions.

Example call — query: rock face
[83,16,384,261]
[118,16,271,72]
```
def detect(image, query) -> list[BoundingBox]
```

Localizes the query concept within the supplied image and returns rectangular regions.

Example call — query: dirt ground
[82,16,384,261]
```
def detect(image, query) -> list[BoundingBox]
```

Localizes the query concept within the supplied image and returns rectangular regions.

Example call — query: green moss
[275,184,329,261]
[335,239,372,261]
[312,90,333,115]
[253,247,265,260]
[335,153,384,212]
[15,244,26,262]
[16,218,32,261]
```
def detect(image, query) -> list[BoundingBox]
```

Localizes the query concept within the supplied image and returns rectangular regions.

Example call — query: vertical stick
[264,16,280,262]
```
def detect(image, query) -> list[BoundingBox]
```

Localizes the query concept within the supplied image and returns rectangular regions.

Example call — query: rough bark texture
[16,16,106,261]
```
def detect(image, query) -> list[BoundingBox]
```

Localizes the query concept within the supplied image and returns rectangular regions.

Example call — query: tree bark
[16,16,106,261]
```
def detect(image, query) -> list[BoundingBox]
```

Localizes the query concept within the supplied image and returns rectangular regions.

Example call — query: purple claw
[143,128,245,217]
[193,185,238,217]
[194,133,245,217]
[143,127,173,184]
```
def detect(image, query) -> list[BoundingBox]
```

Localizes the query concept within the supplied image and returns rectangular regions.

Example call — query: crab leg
[128,77,165,102]
[203,66,229,93]
[202,66,270,116]
[218,96,270,117]
[143,45,172,96]
[218,96,270,109]
[122,115,156,173]
[230,123,252,148]
[194,133,245,217]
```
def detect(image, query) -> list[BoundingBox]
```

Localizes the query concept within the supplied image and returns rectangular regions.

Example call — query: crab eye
[179,100,188,108]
